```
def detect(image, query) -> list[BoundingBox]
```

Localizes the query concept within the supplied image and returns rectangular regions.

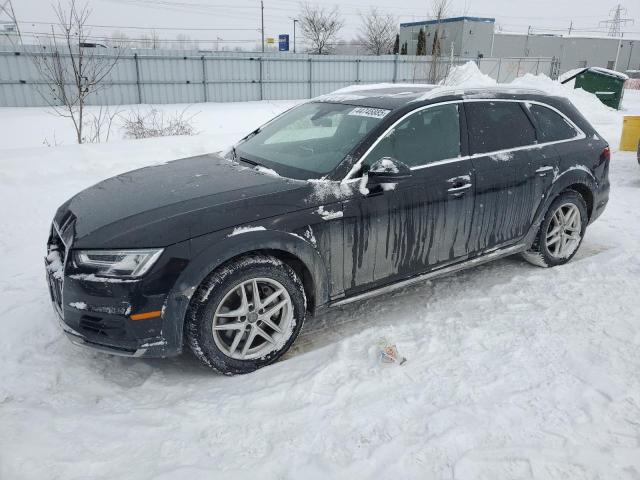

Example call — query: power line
[599,4,634,37]
[19,20,258,31]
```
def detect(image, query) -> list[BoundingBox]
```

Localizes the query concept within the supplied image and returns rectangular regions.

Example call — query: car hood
[54,154,308,248]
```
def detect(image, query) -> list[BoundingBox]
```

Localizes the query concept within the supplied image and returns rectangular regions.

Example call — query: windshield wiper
[238,156,274,172]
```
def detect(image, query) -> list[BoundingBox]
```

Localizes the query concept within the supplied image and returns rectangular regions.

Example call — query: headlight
[73,249,164,278]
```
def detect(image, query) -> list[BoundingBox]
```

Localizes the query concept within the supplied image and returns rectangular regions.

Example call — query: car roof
[312,85,550,110]
[312,86,436,109]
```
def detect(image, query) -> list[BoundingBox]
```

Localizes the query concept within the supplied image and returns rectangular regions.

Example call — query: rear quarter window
[466,101,536,154]
[527,103,579,142]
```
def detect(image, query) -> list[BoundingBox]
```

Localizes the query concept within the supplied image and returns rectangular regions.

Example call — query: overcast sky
[9,0,640,50]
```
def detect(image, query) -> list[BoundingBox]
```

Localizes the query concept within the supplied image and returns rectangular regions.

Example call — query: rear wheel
[522,190,588,267]
[186,255,306,375]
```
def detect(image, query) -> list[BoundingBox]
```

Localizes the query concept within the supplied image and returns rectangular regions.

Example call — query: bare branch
[29,0,122,144]
[357,8,396,56]
[298,3,344,55]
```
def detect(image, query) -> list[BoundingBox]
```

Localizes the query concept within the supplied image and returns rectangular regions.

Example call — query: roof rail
[418,85,548,100]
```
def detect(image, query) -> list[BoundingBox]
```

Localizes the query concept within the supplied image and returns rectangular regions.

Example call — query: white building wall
[400,17,640,74]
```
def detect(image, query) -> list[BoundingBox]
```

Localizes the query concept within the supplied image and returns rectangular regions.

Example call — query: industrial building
[399,16,640,74]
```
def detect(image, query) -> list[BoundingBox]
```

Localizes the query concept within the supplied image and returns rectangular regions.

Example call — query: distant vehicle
[46,86,611,374]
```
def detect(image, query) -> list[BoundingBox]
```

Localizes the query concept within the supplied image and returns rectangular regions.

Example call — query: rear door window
[466,101,536,154]
[527,103,578,142]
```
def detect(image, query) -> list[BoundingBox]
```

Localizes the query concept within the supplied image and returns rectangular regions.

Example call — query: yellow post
[619,116,640,151]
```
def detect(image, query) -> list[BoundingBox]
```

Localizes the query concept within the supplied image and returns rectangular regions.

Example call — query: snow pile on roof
[589,67,629,81]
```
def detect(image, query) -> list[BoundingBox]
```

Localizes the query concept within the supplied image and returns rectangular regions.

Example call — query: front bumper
[46,266,177,358]
[58,316,160,357]
[45,226,186,358]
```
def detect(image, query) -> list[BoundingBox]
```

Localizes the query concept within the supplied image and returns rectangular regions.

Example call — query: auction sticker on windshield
[348,107,390,119]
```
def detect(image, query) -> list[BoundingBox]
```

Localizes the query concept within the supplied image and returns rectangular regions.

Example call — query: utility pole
[524,25,531,57]
[599,4,634,37]
[613,36,623,70]
[449,41,454,74]
[261,0,264,53]
[292,18,298,53]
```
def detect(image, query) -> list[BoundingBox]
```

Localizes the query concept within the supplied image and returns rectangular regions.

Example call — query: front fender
[162,228,330,353]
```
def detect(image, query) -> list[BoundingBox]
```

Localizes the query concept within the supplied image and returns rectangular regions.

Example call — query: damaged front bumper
[45,224,185,359]
[57,317,164,357]
[46,269,176,358]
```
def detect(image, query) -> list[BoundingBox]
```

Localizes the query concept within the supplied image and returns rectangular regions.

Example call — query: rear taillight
[601,146,611,162]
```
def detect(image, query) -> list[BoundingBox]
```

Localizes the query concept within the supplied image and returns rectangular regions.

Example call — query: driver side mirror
[366,157,412,187]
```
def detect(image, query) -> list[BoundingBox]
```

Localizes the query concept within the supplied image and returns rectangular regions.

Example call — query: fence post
[496,57,502,83]
[393,54,398,83]
[259,57,263,101]
[201,55,208,103]
[134,53,142,104]
[308,57,312,98]
[355,58,360,84]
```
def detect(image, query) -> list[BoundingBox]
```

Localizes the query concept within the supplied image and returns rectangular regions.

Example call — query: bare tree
[173,33,199,50]
[31,0,122,143]
[110,30,131,48]
[357,8,396,55]
[140,30,161,49]
[428,0,452,83]
[298,3,344,55]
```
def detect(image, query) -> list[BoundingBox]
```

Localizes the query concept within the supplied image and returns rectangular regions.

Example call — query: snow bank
[0,100,302,151]
[2,86,640,480]
[433,61,622,144]
[441,61,496,87]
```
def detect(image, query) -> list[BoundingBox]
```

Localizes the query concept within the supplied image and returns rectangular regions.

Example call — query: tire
[186,255,306,375]
[522,190,588,268]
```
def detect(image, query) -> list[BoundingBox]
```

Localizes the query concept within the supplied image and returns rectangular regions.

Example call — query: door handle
[535,166,554,176]
[447,183,472,197]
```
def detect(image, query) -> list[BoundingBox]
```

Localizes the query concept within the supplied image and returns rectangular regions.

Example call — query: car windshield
[234,102,389,179]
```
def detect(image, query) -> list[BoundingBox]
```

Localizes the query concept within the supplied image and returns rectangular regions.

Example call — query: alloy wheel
[545,202,582,258]
[212,277,294,360]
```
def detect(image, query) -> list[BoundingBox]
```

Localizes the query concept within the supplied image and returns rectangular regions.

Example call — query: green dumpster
[560,67,629,109]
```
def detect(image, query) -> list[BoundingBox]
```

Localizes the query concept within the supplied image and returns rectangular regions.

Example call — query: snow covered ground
[1,69,640,479]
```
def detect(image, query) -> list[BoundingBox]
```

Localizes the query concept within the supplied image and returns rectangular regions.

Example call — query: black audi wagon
[46,86,610,374]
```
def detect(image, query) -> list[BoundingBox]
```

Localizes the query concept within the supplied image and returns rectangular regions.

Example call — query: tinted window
[236,102,387,179]
[466,101,536,154]
[528,104,578,142]
[364,104,461,169]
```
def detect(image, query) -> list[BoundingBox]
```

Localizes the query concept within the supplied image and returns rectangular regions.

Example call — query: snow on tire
[186,254,306,375]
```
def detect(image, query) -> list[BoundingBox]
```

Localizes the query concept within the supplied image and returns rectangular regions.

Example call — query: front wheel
[186,255,306,375]
[522,190,588,267]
